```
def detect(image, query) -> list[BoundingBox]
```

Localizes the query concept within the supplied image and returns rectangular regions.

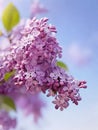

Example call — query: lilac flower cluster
[0,17,87,110]
[0,110,16,130]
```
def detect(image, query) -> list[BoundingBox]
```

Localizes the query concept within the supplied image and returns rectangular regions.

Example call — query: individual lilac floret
[0,17,87,110]
[0,110,16,130]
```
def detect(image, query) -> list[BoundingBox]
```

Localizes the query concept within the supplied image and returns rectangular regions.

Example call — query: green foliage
[0,95,16,111]
[2,2,20,31]
[56,61,68,71]
[4,70,15,81]
[0,70,15,85]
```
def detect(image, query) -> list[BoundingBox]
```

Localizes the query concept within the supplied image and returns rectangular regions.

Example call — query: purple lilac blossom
[10,92,45,123]
[0,17,87,110]
[0,110,16,130]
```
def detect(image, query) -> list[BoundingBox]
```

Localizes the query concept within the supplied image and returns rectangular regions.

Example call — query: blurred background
[0,0,98,130]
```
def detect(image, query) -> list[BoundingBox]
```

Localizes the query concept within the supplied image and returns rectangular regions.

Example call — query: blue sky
[0,0,98,130]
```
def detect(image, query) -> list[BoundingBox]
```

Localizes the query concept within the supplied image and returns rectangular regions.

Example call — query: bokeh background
[0,0,98,130]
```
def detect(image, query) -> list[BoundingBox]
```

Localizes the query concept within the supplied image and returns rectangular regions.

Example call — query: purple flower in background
[30,0,48,18]
[10,92,45,123]
[0,81,45,123]
[0,17,87,111]
[0,110,16,130]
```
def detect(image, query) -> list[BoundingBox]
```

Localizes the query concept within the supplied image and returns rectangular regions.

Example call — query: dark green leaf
[0,95,16,111]
[2,2,20,31]
[56,61,68,71]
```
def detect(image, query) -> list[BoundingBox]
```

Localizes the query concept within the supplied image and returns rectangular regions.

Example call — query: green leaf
[4,70,15,81]
[56,61,68,71]
[0,95,16,111]
[2,2,20,31]
[0,70,15,85]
